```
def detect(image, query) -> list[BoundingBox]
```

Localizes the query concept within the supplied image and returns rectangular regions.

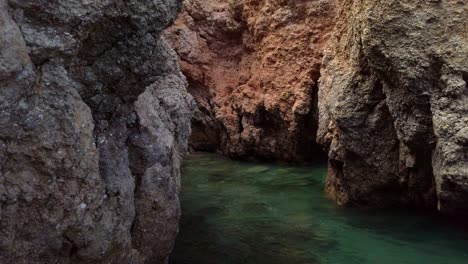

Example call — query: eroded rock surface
[318,0,468,214]
[165,0,335,161]
[0,0,194,263]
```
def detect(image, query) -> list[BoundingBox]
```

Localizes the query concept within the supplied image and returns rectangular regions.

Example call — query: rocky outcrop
[165,0,335,161]
[0,0,194,263]
[318,0,468,214]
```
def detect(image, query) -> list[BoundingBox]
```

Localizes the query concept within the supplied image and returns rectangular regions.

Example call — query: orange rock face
[165,0,336,161]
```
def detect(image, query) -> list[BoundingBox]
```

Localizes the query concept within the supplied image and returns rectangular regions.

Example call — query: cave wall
[166,0,468,215]
[0,0,194,263]
[318,0,468,213]
[1,2,466,263]
[165,0,336,162]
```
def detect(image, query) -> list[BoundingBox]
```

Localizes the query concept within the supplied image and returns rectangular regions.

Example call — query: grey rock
[318,0,468,214]
[0,0,194,263]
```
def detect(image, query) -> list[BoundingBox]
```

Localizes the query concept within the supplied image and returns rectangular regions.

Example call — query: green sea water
[170,153,468,264]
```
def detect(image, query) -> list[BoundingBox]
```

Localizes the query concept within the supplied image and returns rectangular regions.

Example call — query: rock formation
[0,0,194,263]
[1,0,467,262]
[165,0,336,162]
[318,0,468,214]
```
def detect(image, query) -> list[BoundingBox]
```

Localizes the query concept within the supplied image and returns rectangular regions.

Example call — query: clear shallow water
[170,153,468,264]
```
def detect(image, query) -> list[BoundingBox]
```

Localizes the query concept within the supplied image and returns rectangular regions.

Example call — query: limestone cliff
[318,0,468,214]
[165,0,336,161]
[0,0,194,263]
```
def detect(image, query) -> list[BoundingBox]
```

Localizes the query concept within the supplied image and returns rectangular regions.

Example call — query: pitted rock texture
[165,0,335,162]
[0,0,194,263]
[318,0,468,214]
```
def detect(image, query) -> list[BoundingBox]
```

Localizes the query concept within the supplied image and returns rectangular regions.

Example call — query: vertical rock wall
[318,0,468,213]
[0,0,194,263]
[165,0,336,162]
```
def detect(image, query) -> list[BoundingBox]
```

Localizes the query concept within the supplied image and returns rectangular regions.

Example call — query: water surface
[170,153,468,264]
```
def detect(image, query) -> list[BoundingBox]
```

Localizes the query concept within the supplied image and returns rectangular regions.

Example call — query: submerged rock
[165,0,336,162]
[318,0,468,214]
[0,0,194,263]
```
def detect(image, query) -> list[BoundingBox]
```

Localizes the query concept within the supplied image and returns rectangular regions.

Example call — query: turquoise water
[170,153,468,264]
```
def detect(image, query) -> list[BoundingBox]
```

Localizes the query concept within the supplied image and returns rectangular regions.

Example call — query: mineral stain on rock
[0,0,467,263]
[167,0,468,215]
[164,0,336,162]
